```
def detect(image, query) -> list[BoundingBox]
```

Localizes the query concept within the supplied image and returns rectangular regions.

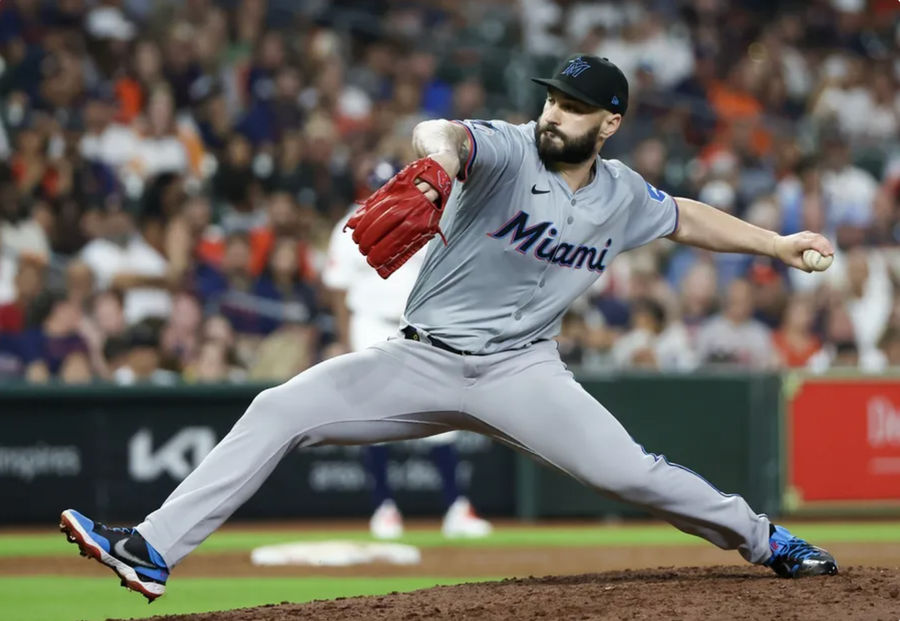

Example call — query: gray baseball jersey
[405,120,678,354]
[135,119,771,573]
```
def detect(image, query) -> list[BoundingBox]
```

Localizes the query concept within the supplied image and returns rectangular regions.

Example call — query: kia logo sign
[128,428,217,482]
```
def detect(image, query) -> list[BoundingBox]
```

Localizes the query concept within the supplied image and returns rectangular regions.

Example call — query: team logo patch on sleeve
[645,181,667,203]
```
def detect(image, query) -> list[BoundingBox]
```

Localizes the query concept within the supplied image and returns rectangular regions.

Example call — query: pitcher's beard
[534,122,600,167]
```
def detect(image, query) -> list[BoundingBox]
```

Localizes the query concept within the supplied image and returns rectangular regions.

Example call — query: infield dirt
[102,565,898,620]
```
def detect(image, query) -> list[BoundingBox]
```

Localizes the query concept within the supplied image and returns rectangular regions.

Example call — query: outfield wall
[0,373,793,524]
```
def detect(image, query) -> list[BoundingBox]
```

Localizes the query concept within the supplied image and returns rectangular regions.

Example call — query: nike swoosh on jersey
[530,185,550,195]
[113,538,159,569]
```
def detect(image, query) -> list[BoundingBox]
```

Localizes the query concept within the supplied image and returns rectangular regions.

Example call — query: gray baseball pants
[137,336,772,568]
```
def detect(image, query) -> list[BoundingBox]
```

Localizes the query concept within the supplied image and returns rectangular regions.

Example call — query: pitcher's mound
[113,565,899,620]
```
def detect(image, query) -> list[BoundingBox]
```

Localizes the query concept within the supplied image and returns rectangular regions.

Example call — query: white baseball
[802,249,833,272]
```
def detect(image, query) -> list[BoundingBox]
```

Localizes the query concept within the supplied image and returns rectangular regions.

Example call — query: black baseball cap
[532,54,629,115]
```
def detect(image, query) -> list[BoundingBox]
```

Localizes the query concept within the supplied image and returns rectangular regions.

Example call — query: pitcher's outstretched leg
[469,343,838,575]
[60,341,464,600]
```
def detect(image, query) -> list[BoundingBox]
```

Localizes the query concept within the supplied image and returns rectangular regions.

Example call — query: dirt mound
[110,565,900,621]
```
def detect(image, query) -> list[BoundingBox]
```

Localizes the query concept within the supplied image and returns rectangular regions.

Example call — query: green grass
[3,521,900,558]
[0,576,478,621]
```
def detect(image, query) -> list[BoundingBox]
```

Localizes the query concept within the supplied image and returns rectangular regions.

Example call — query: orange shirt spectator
[772,297,822,368]
[193,228,315,282]
[707,75,772,157]
[772,330,821,368]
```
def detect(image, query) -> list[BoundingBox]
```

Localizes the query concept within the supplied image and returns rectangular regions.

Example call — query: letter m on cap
[561,57,591,78]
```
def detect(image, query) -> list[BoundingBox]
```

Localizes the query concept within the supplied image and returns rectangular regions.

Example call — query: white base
[250,541,421,567]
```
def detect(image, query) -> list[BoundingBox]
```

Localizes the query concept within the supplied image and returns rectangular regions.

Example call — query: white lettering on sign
[387,459,442,491]
[869,457,900,475]
[128,428,217,482]
[0,445,81,481]
[308,459,476,493]
[309,461,367,491]
[867,397,900,448]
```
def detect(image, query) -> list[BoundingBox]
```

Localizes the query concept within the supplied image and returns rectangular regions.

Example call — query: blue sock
[145,541,168,570]
[430,443,460,509]
[364,445,392,508]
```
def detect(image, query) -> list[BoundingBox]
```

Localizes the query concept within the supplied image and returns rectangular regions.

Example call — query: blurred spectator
[868,186,900,247]
[0,238,16,305]
[247,191,316,281]
[1,172,51,262]
[667,181,751,291]
[842,246,893,359]
[749,263,788,330]
[183,337,244,383]
[831,340,861,369]
[112,319,178,385]
[65,260,95,311]
[298,112,355,216]
[820,132,878,247]
[90,289,126,343]
[611,298,695,371]
[194,89,233,157]
[0,258,44,333]
[78,92,134,182]
[772,295,822,369]
[631,138,668,190]
[810,55,896,144]
[451,79,488,121]
[239,65,305,146]
[878,328,900,369]
[695,279,776,369]
[126,86,191,183]
[196,232,252,323]
[557,311,587,368]
[80,200,172,325]
[161,291,204,369]
[678,261,718,332]
[594,10,694,90]
[246,323,315,381]
[252,236,318,335]
[212,133,261,229]
[78,288,126,380]
[807,298,881,372]
[776,156,827,239]
[201,313,237,355]
[19,292,90,383]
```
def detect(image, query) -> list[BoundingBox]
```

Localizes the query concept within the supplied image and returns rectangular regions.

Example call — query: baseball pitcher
[60,55,837,602]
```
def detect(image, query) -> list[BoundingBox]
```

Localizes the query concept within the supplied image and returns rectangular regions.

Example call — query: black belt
[401,325,475,356]
[402,325,547,356]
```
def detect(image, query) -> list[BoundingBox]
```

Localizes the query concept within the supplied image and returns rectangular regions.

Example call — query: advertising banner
[0,386,515,523]
[788,378,900,508]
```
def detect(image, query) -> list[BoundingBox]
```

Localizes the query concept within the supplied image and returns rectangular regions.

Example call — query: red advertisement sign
[789,379,900,503]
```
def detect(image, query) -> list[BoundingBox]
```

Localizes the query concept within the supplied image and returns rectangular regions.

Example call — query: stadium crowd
[0,0,898,384]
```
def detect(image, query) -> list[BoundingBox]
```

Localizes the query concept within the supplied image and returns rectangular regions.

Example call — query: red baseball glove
[344,157,453,279]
